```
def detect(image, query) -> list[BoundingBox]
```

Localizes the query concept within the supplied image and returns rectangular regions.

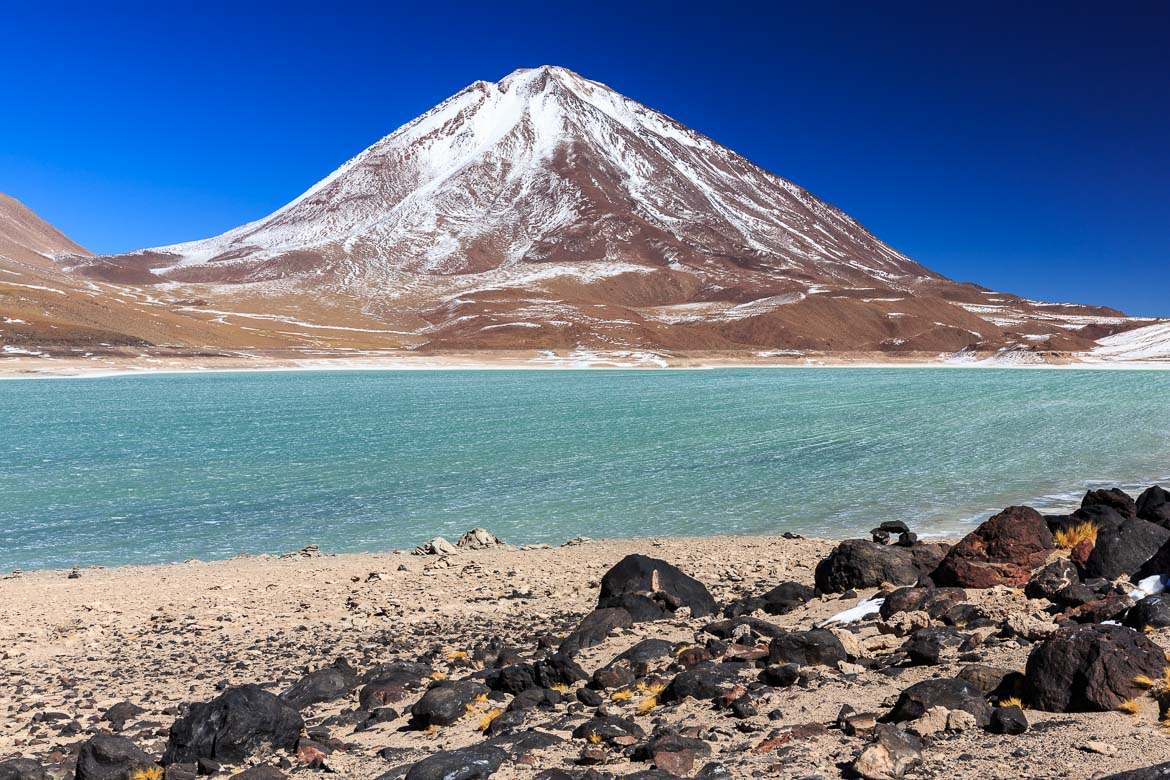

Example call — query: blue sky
[2,1,1167,315]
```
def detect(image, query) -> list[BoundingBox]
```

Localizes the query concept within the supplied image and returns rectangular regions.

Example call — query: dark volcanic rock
[359,662,432,709]
[597,555,717,620]
[767,629,848,667]
[814,540,948,593]
[485,663,540,695]
[163,685,303,764]
[702,615,785,640]
[760,663,800,688]
[901,627,961,666]
[879,587,967,619]
[560,608,634,655]
[1138,486,1170,527]
[506,687,561,712]
[534,652,588,688]
[0,760,46,780]
[608,639,675,674]
[1024,558,1080,602]
[1083,488,1138,520]
[1081,516,1170,579]
[660,663,744,703]
[632,731,712,775]
[233,768,287,780]
[1062,592,1133,624]
[592,662,635,690]
[932,506,1053,588]
[572,715,646,747]
[403,744,506,780]
[76,734,158,780]
[1126,594,1170,630]
[957,665,1024,700]
[723,582,814,617]
[101,702,146,731]
[883,678,992,727]
[411,679,489,727]
[281,658,358,711]
[485,729,564,757]
[989,705,1029,735]
[1025,623,1166,712]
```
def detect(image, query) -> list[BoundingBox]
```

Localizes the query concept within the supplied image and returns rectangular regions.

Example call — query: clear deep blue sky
[2,1,1166,315]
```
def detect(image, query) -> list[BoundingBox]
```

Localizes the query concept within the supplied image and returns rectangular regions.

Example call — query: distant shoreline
[2,349,1169,380]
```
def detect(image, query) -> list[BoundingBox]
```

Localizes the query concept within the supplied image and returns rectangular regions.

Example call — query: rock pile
[12,486,1170,779]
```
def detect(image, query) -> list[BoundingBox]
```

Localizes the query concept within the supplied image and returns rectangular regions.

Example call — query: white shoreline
[3,355,1170,381]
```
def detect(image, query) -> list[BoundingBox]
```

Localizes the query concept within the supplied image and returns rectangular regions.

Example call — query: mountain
[48,67,1159,358]
[0,194,309,357]
[0,193,91,270]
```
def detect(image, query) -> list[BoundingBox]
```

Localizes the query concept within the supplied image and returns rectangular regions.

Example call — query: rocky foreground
[4,487,1170,779]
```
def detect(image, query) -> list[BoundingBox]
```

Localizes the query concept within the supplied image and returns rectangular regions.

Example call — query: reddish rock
[932,506,1054,588]
[1070,538,1094,569]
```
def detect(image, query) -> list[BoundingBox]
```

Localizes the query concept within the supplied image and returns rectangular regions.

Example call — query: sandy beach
[5,527,1170,779]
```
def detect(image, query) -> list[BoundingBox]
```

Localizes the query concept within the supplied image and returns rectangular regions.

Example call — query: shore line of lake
[2,348,1169,380]
[6,482,1170,779]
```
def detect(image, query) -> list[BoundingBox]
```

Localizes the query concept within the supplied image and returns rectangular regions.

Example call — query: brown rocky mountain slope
[6,67,1161,363]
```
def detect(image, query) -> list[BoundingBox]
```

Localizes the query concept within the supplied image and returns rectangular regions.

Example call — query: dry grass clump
[1118,699,1141,715]
[1054,522,1098,550]
[998,696,1024,709]
[611,689,634,702]
[131,769,163,780]
[634,680,668,714]
[478,709,502,731]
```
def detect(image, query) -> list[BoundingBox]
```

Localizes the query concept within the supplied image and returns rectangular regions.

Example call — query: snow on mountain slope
[1086,321,1170,362]
[65,66,1141,356]
[86,66,936,289]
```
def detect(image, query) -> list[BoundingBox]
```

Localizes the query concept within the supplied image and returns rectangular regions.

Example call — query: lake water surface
[2,368,1168,570]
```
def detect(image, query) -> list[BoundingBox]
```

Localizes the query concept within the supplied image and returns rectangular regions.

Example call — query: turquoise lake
[2,368,1168,571]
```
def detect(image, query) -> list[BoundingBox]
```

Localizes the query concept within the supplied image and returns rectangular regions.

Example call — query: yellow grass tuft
[478,709,502,731]
[636,680,666,696]
[1054,522,1098,550]
[1135,675,1159,689]
[1119,699,1140,715]
[132,769,163,780]
[611,689,634,702]
[636,697,658,715]
[549,684,570,693]
[588,734,602,744]
[474,693,488,703]
[998,697,1023,709]
[423,724,439,735]
[445,649,469,660]
[430,671,448,680]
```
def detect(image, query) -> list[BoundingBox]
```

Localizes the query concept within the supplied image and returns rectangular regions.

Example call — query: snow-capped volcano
[90,66,936,287]
[70,66,1139,355]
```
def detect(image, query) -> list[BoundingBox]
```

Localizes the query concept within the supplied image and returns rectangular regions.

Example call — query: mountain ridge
[12,66,1163,362]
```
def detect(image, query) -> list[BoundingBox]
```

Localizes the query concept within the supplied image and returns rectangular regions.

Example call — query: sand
[3,534,1169,779]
